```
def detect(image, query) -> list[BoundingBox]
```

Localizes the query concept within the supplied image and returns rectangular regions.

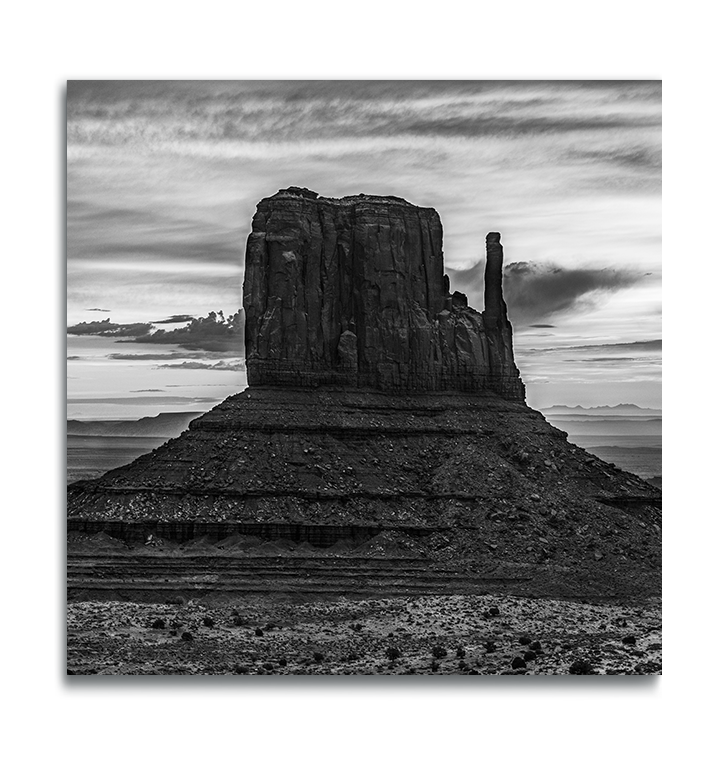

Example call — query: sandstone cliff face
[243,187,525,400]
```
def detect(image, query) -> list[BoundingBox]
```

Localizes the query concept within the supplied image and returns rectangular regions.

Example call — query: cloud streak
[156,360,245,371]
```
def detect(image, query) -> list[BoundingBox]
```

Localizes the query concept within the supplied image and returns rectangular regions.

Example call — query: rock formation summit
[67,187,661,599]
[244,187,524,399]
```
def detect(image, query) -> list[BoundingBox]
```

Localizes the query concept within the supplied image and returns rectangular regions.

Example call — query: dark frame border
[57,72,662,701]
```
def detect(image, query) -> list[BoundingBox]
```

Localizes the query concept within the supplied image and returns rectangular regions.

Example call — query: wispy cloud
[68,80,661,147]
[157,359,245,371]
[528,339,661,353]
[150,314,195,324]
[107,352,207,361]
[67,396,220,405]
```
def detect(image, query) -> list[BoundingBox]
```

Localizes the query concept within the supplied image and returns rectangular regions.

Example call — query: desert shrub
[255,627,264,637]
[313,652,324,663]
[202,616,215,628]
[385,646,401,662]
[456,646,466,659]
[432,645,447,659]
[151,618,165,629]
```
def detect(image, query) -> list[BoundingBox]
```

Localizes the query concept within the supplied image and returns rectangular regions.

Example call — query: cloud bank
[447,260,642,325]
[68,310,244,354]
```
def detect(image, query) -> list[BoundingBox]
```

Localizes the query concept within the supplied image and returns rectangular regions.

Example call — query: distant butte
[67,187,661,599]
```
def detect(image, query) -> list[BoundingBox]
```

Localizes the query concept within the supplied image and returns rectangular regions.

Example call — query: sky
[67,80,661,419]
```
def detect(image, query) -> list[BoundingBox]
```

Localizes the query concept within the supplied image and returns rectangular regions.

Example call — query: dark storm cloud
[529,324,556,328]
[447,261,642,325]
[503,262,641,323]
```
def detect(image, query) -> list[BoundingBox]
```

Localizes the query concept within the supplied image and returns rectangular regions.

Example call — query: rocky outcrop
[243,187,524,400]
[66,187,661,599]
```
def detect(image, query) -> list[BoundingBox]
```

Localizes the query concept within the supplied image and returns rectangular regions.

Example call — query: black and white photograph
[65,79,661,676]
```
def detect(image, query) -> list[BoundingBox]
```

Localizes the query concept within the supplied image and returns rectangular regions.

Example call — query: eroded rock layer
[67,388,661,596]
[67,188,661,598]
[243,187,524,400]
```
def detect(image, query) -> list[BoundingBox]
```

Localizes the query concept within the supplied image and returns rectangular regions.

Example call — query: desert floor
[67,592,660,675]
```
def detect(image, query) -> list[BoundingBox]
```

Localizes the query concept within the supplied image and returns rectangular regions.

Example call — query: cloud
[150,315,195,324]
[67,319,153,337]
[566,146,661,171]
[447,260,642,325]
[69,310,245,355]
[533,339,661,353]
[67,80,661,148]
[134,310,244,353]
[157,359,245,371]
[503,262,641,323]
[67,396,220,405]
[67,201,242,267]
[529,324,555,328]
[107,352,207,361]
[130,389,166,393]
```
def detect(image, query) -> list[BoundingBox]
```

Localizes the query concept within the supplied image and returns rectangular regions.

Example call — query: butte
[67,187,661,600]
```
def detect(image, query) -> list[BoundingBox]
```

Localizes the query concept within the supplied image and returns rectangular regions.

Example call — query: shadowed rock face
[243,187,524,400]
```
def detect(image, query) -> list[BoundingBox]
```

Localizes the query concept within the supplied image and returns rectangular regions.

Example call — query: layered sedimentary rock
[67,187,661,598]
[244,187,524,400]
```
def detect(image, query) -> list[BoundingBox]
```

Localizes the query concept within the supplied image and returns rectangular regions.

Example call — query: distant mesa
[67,412,203,438]
[540,403,662,416]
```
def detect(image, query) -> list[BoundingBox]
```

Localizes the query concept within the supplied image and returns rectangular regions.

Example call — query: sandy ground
[67,593,661,675]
